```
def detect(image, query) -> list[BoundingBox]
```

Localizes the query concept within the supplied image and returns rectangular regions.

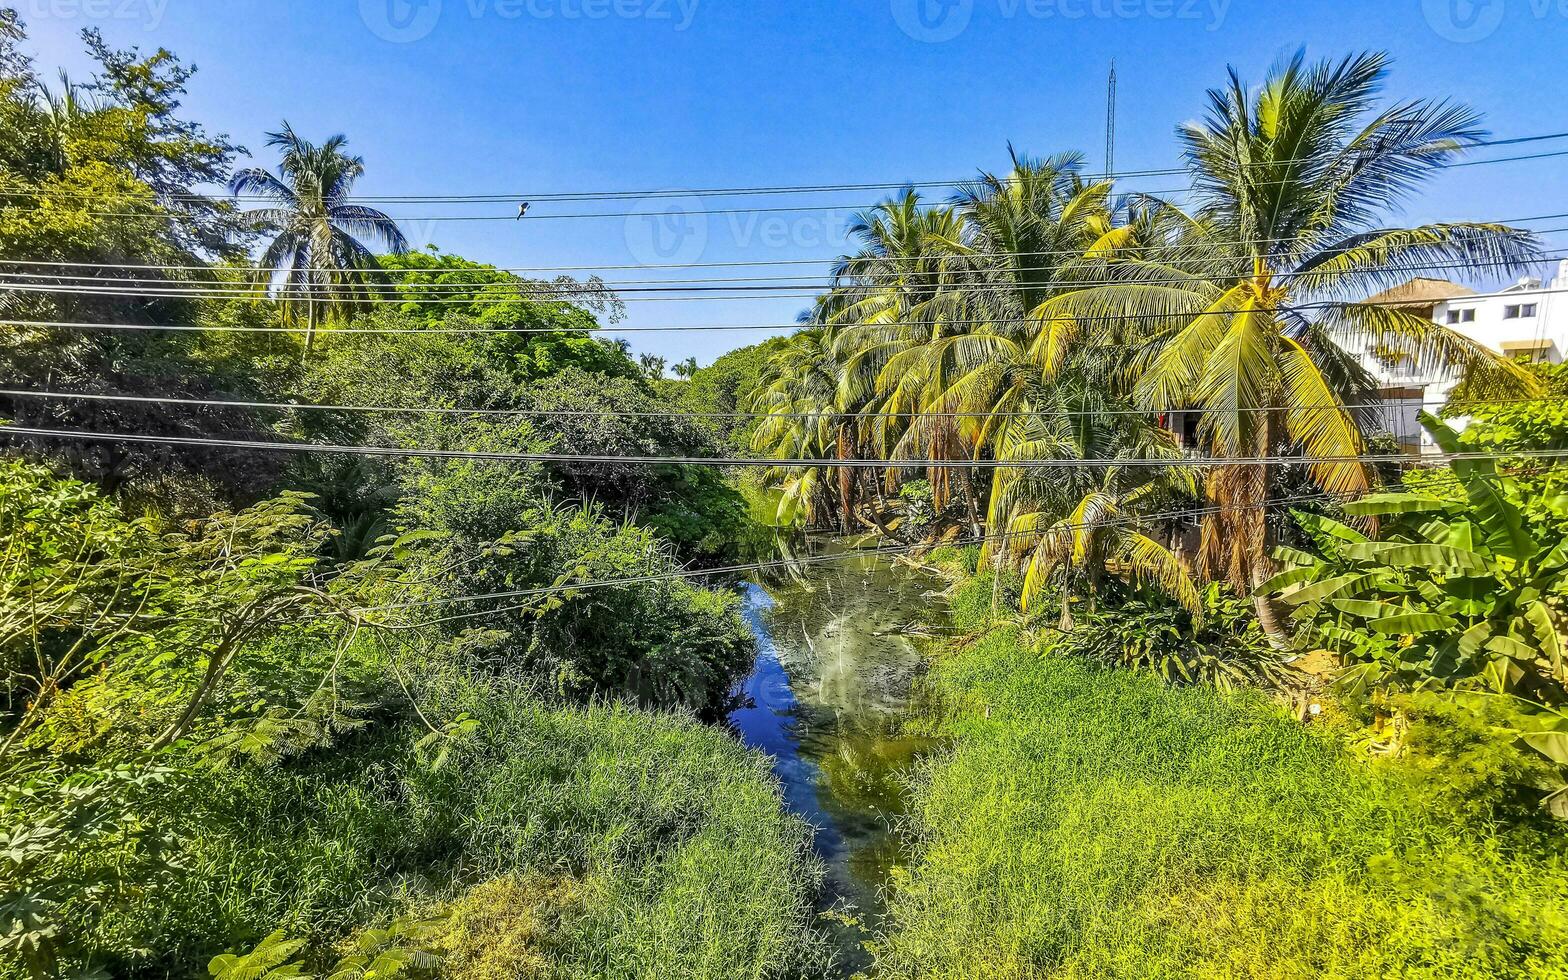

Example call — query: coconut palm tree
[750,328,844,527]
[32,71,95,176]
[985,381,1199,627]
[1037,51,1542,593]
[858,155,1121,535]
[230,124,408,351]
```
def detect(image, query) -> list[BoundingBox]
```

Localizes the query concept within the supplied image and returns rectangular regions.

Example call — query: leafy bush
[1268,414,1568,759]
[897,480,937,537]
[393,460,755,714]
[1051,585,1290,691]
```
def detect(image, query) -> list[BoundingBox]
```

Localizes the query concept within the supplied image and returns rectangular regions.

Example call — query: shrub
[1051,584,1291,691]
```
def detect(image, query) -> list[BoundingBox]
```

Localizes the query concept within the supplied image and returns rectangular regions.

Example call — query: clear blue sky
[16,0,1568,365]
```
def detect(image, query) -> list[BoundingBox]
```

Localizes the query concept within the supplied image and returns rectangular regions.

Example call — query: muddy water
[728,545,948,974]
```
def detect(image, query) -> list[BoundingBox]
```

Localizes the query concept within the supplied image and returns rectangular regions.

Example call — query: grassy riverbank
[38,683,826,980]
[871,572,1568,979]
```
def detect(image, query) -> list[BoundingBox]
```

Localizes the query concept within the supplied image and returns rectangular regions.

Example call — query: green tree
[230,124,408,351]
[1041,52,1541,591]
[0,18,277,498]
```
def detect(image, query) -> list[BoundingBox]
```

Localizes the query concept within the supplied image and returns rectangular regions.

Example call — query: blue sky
[15,0,1568,364]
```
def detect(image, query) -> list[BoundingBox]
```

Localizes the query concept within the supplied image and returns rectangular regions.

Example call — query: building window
[1446,308,1476,324]
[1504,304,1538,319]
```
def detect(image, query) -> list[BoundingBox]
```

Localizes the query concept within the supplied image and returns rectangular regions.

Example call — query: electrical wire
[358,466,1564,626]
[10,286,1568,334]
[7,254,1567,305]
[9,132,1566,209]
[5,213,1566,276]
[368,491,1339,623]
[7,242,1568,295]
[4,423,1566,470]
[0,387,1548,422]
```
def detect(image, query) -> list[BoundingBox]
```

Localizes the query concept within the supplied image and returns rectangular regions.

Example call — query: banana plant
[1264,413,1568,716]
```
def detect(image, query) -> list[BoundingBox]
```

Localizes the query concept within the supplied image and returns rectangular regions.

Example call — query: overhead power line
[0,387,1551,422]
[4,213,1566,277]
[5,423,1568,470]
[7,131,1566,207]
[12,285,1568,335]
[342,468,1555,625]
[6,253,1567,305]
[9,147,1568,225]
[354,492,1337,621]
[7,240,1568,295]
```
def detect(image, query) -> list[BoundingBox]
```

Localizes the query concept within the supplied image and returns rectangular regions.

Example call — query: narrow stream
[727,543,948,975]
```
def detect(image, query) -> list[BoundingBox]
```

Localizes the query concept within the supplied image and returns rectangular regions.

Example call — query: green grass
[89,683,826,980]
[873,627,1568,979]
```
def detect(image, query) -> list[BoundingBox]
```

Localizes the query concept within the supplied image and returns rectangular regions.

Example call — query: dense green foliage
[1270,413,1568,705]
[4,16,1568,977]
[747,53,1540,595]
[0,20,799,978]
[1050,584,1288,690]
[55,687,822,980]
[660,337,791,451]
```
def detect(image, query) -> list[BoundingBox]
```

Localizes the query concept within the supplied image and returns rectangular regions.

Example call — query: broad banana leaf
[1420,412,1538,562]
[1371,613,1460,634]
[1343,542,1490,575]
[1344,492,1449,516]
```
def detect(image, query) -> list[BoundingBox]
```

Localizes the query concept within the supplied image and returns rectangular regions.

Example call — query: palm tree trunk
[959,466,983,538]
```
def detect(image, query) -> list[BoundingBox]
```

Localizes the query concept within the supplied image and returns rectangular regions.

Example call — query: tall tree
[1039,51,1541,592]
[231,124,408,350]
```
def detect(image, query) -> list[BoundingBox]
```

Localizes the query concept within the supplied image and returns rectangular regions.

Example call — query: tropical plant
[1267,414,1568,766]
[0,460,408,759]
[231,124,408,350]
[980,375,1199,623]
[1049,583,1289,690]
[1002,468,1201,629]
[638,352,667,380]
[1038,51,1542,592]
[0,764,181,980]
[208,918,442,980]
[749,328,847,528]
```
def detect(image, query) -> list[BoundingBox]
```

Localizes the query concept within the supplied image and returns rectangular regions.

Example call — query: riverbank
[39,681,829,980]
[870,566,1568,978]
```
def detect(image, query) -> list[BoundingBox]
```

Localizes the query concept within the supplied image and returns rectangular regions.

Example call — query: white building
[1357,259,1568,452]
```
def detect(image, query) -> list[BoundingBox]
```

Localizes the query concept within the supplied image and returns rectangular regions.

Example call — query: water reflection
[727,543,947,974]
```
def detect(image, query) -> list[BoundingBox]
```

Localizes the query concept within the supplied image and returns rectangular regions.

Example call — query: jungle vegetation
[2,12,1566,978]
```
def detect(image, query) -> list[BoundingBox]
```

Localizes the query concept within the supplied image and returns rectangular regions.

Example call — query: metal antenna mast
[1105,61,1118,179]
